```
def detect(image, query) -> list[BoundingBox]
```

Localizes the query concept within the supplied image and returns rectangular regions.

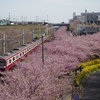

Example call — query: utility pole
[32,28,34,41]
[2,33,5,56]
[36,16,38,24]
[13,15,14,22]
[42,35,44,64]
[47,15,48,23]
[9,12,10,21]
[22,15,23,24]
[22,29,24,45]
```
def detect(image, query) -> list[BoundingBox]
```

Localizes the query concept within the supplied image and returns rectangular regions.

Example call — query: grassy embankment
[0,24,45,38]
[0,25,46,54]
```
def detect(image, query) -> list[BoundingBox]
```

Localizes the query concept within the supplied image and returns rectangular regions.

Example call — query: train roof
[0,41,35,60]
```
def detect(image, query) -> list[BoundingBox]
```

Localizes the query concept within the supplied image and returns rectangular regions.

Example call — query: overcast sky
[0,0,100,23]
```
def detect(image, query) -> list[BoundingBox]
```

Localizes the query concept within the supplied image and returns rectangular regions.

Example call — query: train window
[9,59,11,64]
[13,57,15,61]
[20,53,21,56]
[0,60,5,66]
[16,55,19,59]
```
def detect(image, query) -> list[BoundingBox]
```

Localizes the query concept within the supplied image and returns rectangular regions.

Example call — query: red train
[0,34,50,71]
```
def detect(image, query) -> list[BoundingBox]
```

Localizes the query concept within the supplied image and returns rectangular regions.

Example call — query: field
[0,25,45,37]
[0,24,54,55]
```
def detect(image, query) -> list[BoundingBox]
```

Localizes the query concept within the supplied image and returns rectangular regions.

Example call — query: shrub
[75,62,100,86]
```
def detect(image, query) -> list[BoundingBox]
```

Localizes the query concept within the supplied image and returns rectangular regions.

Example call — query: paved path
[80,70,100,100]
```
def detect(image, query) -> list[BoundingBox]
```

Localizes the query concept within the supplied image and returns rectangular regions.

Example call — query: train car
[0,34,51,71]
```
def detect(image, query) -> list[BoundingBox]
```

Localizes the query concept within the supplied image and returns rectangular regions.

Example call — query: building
[73,11,85,23]
[0,19,10,25]
[73,12,76,19]
[74,15,85,23]
[72,10,100,24]
[81,10,100,24]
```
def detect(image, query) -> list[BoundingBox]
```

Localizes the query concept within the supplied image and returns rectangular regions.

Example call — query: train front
[0,58,6,71]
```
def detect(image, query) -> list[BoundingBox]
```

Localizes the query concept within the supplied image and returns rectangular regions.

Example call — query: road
[80,70,100,100]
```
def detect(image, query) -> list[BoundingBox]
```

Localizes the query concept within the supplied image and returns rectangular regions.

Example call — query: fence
[0,26,54,56]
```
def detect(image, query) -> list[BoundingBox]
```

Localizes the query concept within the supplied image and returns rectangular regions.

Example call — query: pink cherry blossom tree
[0,26,100,100]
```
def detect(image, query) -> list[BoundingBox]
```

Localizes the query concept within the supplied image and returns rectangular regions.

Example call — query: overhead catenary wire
[0,28,46,55]
[0,34,7,41]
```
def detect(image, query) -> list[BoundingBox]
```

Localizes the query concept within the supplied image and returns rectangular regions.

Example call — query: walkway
[80,70,100,100]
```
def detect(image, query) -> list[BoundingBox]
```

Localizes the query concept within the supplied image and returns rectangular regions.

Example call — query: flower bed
[78,58,100,68]
[75,58,100,86]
